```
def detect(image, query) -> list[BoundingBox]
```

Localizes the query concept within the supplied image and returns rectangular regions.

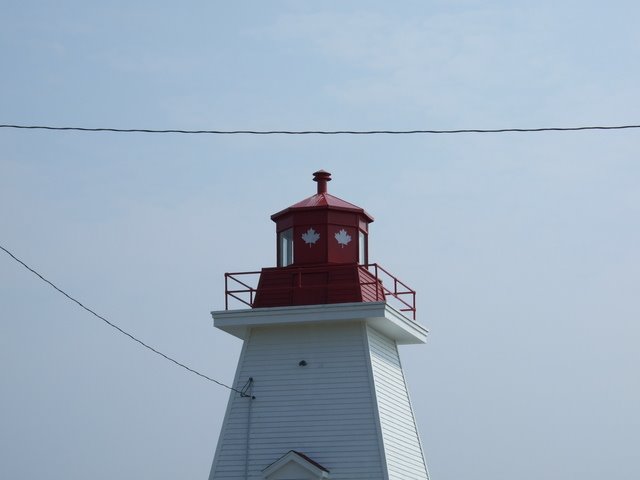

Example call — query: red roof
[271,192,374,222]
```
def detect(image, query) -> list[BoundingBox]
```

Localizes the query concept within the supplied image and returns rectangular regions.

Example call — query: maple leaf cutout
[334,229,352,248]
[301,228,320,246]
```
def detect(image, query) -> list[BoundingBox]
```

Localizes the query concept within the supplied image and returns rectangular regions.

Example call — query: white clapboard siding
[367,325,430,480]
[209,322,387,480]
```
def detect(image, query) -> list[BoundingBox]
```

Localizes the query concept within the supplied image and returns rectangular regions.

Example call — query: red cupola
[224,171,416,319]
[271,170,374,267]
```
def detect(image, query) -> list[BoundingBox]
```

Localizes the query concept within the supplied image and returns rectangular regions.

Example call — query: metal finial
[313,170,331,194]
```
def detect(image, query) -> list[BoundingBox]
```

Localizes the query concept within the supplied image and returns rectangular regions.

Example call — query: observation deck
[224,262,417,320]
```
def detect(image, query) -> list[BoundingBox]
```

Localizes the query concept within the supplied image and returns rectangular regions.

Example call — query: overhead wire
[2,119,638,393]
[1,123,640,135]
[0,243,249,396]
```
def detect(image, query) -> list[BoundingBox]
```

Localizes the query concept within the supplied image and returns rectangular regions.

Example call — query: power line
[1,123,640,135]
[0,243,248,396]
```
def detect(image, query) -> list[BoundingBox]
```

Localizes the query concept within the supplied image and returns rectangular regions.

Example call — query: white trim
[262,451,330,479]
[212,302,428,344]
[394,339,431,480]
[208,330,252,480]
[362,322,391,480]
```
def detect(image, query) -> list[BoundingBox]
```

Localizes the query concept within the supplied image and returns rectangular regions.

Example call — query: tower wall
[210,322,386,479]
[209,314,429,480]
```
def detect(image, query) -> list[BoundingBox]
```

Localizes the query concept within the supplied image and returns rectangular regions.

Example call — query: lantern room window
[359,230,367,264]
[279,228,294,267]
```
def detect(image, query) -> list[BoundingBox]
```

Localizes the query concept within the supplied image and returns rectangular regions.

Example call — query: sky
[1,1,639,479]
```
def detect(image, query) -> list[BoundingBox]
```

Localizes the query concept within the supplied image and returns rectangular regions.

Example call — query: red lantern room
[271,170,373,267]
[225,170,416,319]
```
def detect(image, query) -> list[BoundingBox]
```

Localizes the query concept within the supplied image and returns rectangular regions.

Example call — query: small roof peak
[262,450,330,478]
[313,170,331,194]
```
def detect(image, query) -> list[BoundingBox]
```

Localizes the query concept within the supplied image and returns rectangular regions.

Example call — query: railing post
[412,291,416,320]
[224,273,229,310]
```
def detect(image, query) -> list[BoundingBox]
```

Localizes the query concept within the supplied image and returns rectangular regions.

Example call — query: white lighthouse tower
[209,171,430,480]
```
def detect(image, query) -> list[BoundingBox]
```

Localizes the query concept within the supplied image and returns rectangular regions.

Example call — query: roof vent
[313,170,331,194]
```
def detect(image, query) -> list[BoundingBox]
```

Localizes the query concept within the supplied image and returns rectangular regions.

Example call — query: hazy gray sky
[1,2,639,479]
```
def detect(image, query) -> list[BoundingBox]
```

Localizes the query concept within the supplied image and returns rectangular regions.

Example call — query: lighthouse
[209,171,430,480]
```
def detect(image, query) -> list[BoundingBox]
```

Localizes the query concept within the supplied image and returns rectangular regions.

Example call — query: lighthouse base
[208,303,430,480]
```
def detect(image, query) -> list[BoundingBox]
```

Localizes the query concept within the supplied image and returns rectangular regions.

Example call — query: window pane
[359,231,366,264]
[279,228,294,266]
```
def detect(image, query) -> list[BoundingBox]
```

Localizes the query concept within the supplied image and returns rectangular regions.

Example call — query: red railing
[224,270,262,310]
[224,263,416,320]
[363,263,416,320]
